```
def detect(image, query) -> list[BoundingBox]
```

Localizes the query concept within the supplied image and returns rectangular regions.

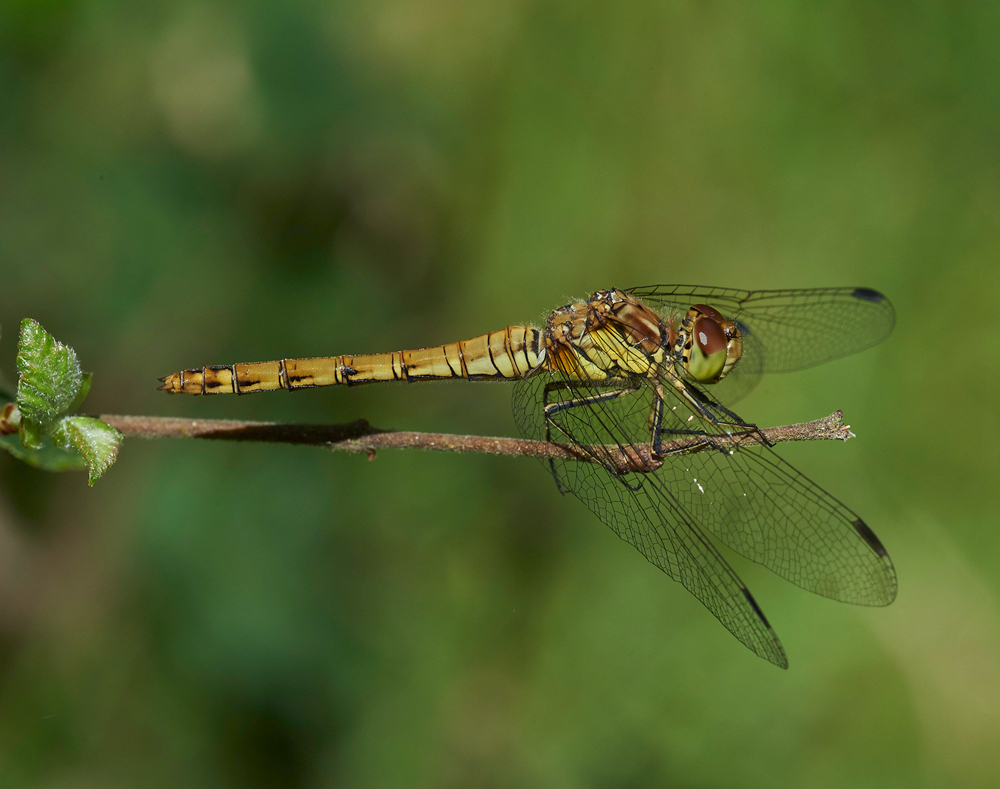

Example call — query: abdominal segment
[158,326,543,394]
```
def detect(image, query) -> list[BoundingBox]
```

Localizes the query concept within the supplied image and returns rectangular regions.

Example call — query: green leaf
[18,416,44,450]
[51,416,124,486]
[16,319,83,430]
[0,433,88,473]
[67,372,93,413]
[3,320,122,484]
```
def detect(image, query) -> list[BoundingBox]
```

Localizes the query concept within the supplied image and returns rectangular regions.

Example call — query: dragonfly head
[680,304,744,384]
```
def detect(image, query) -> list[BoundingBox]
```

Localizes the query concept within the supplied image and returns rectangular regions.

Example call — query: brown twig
[96,411,854,473]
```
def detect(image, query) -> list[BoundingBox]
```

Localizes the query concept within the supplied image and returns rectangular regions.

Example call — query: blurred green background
[1,1,999,786]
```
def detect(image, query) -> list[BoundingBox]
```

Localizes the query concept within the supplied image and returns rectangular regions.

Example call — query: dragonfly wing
[655,377,898,606]
[512,369,789,668]
[626,285,896,373]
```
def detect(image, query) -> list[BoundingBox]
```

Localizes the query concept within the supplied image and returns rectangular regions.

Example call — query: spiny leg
[541,379,641,492]
[665,374,772,449]
[647,384,713,456]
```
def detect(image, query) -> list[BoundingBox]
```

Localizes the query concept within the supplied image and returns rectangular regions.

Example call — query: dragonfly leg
[541,379,642,493]
[649,377,774,456]
[648,388,715,456]
[665,376,773,449]
[541,379,641,444]
[644,379,714,456]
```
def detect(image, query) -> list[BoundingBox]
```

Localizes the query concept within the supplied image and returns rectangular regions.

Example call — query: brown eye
[692,304,725,323]
[695,317,726,354]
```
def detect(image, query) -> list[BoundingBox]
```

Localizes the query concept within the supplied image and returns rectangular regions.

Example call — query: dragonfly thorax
[541,289,666,381]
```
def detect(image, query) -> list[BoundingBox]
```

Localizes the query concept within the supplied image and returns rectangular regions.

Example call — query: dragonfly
[158,285,897,668]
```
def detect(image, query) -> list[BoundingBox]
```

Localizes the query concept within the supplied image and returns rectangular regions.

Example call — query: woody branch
[96,411,855,471]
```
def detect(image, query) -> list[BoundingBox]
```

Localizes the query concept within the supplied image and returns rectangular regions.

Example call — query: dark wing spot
[852,287,884,303]
[852,518,889,557]
[742,588,772,628]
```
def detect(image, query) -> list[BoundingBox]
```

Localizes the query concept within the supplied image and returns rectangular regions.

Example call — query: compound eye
[695,317,725,354]
[692,304,725,323]
[687,316,727,382]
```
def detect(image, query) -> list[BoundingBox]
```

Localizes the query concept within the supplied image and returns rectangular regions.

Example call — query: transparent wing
[512,327,896,667]
[653,380,897,607]
[626,285,896,373]
[513,350,788,668]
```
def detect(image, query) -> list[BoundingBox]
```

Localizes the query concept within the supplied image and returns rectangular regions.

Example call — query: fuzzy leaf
[51,416,124,486]
[18,417,44,450]
[0,433,88,473]
[16,319,83,429]
[67,372,94,413]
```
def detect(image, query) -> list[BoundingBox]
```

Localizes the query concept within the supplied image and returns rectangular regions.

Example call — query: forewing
[626,285,896,373]
[512,356,788,668]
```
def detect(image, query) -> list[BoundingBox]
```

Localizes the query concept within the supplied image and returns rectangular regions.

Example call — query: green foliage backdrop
[1,1,998,786]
